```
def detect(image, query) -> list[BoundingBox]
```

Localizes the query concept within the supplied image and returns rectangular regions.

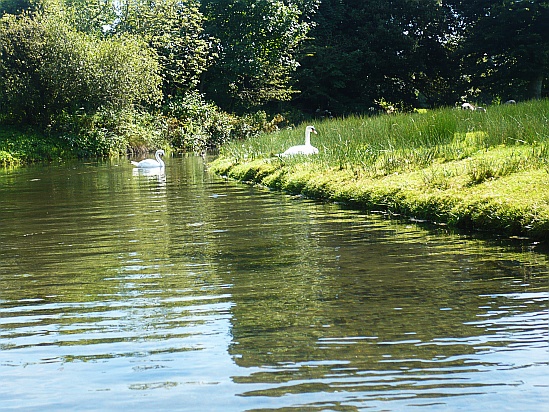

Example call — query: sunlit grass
[212,99,549,239]
[219,99,549,178]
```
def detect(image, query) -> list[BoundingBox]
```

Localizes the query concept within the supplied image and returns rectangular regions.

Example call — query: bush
[0,11,162,127]
[0,125,71,163]
[0,150,16,166]
[53,108,166,157]
[161,92,285,152]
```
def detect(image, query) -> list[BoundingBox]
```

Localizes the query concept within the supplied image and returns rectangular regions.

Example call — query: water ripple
[1,159,548,411]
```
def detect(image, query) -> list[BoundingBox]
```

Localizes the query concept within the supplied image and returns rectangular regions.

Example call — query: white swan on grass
[279,125,318,157]
[131,149,165,168]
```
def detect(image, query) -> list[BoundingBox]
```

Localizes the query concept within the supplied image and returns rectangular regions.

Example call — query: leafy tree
[1,0,116,31]
[22,0,211,102]
[0,11,161,125]
[200,0,313,112]
[0,0,33,14]
[293,0,457,115]
[110,0,212,100]
[450,0,549,101]
[58,0,116,36]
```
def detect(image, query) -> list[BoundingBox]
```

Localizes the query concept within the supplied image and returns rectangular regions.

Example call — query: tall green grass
[212,100,549,239]
[219,99,549,180]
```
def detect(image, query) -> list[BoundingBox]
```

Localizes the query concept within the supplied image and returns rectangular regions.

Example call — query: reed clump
[210,99,549,240]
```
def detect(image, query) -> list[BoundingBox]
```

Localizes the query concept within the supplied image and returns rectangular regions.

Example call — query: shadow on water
[0,155,547,411]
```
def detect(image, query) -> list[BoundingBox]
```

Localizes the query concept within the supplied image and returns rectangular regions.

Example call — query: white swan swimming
[279,125,318,157]
[131,149,165,168]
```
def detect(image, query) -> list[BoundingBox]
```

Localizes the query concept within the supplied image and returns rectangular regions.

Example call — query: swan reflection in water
[131,149,166,185]
[132,166,166,185]
[130,149,166,184]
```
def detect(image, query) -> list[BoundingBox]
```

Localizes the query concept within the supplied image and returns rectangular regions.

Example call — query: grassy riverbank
[0,125,74,166]
[210,100,549,240]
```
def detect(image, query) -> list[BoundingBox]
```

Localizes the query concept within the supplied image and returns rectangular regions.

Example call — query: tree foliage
[1,0,548,156]
[111,0,213,100]
[0,10,161,125]
[450,0,549,101]
[0,0,33,14]
[293,0,459,114]
[200,0,313,112]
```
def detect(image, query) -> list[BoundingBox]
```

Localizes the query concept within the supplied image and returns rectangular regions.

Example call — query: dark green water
[0,156,547,411]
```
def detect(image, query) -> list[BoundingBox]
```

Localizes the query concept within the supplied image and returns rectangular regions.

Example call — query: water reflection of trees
[214,205,548,395]
[1,158,547,400]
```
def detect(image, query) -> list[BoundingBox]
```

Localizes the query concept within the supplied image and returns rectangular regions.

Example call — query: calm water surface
[0,156,547,411]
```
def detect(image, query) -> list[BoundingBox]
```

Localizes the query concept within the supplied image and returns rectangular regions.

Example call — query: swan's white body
[280,126,318,157]
[131,150,165,168]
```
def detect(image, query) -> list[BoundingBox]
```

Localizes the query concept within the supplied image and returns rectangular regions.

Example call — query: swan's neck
[156,152,165,167]
[305,130,311,146]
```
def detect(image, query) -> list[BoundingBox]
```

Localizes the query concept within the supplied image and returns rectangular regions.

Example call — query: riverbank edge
[209,156,549,242]
[0,125,163,166]
[0,125,77,166]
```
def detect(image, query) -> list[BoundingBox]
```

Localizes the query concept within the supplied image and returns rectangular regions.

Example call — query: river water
[0,156,547,411]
